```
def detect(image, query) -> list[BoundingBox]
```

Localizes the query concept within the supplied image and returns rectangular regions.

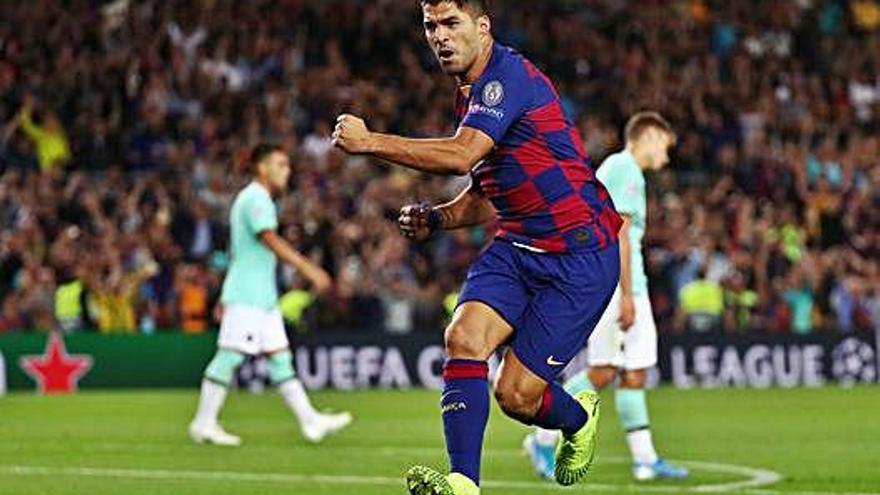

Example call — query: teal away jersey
[221,182,280,310]
[597,150,648,295]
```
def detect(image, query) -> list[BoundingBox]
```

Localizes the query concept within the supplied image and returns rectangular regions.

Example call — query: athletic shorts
[457,239,620,383]
[586,287,658,370]
[218,304,288,355]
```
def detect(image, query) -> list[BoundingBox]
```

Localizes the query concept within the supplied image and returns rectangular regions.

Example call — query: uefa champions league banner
[656,331,880,388]
[0,330,878,392]
[277,331,880,391]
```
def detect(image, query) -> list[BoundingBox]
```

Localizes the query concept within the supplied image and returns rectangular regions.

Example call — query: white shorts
[586,287,658,370]
[218,304,289,355]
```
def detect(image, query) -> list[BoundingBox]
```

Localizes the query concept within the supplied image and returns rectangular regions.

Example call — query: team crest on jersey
[482,81,504,107]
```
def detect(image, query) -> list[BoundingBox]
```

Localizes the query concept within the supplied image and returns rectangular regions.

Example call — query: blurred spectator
[782,265,816,335]
[9,95,70,174]
[677,267,724,334]
[175,263,212,334]
[0,0,876,335]
[90,261,158,333]
[0,293,27,333]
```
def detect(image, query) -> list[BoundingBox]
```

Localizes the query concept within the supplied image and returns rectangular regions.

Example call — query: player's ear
[477,14,490,36]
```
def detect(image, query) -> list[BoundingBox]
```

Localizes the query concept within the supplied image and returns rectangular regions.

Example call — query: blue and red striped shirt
[455,43,621,253]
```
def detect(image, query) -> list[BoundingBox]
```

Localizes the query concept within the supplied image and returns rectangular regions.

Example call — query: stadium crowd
[0,0,877,335]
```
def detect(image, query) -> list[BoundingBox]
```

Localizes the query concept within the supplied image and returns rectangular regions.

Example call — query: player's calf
[494,384,541,424]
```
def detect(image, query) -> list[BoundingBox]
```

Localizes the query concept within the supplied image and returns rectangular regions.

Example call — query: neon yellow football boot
[554,390,601,486]
[405,466,479,495]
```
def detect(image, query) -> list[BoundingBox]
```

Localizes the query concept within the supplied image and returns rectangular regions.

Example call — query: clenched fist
[398,203,437,241]
[332,114,373,154]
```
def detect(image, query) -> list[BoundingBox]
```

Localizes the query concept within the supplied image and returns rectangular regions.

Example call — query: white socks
[193,379,228,426]
[194,378,320,428]
[626,428,659,465]
[279,379,320,425]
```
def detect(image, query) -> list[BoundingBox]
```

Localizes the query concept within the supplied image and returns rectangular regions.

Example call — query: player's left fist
[332,114,373,154]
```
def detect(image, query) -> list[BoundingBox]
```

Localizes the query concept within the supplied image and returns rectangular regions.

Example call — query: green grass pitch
[0,386,878,495]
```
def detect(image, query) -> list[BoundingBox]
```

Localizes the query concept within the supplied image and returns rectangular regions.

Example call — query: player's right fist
[332,114,373,154]
[398,203,435,241]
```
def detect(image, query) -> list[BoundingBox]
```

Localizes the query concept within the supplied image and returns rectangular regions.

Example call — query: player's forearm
[367,133,474,176]
[618,222,633,296]
[434,186,495,230]
[260,231,332,294]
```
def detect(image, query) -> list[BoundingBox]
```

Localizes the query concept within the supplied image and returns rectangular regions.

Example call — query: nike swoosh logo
[546,356,564,366]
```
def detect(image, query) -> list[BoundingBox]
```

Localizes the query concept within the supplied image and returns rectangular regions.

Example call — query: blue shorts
[457,239,620,383]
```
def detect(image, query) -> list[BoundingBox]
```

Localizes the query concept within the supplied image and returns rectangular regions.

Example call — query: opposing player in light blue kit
[524,112,690,481]
[189,144,352,446]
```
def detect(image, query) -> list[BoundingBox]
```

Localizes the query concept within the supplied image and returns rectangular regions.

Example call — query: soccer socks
[279,379,320,425]
[193,379,229,427]
[204,349,246,385]
[267,350,297,384]
[533,372,596,445]
[442,359,490,485]
[194,349,245,426]
[533,382,589,436]
[616,388,658,464]
[268,351,321,425]
[563,372,595,396]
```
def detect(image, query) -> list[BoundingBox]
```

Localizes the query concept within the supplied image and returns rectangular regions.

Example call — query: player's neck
[457,38,494,86]
[253,177,277,198]
[625,144,650,171]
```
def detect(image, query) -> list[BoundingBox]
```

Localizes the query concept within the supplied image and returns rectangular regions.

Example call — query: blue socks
[533,381,589,435]
[442,359,490,485]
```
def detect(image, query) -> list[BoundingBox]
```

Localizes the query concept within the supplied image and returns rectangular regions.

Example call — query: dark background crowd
[0,0,877,336]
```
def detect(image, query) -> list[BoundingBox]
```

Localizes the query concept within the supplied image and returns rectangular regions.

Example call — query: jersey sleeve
[460,62,532,143]
[597,158,639,216]
[243,191,279,234]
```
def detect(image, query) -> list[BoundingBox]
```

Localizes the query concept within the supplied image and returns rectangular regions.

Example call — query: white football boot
[301,411,353,443]
[188,421,242,446]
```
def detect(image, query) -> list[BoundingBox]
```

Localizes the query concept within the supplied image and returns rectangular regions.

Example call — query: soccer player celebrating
[332,1,622,493]
[188,144,352,446]
[524,113,690,481]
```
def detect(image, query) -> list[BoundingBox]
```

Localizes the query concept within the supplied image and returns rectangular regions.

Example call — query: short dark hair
[420,0,490,17]
[624,111,676,144]
[247,143,285,174]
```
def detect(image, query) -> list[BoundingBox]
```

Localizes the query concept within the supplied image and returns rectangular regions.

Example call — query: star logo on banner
[19,333,93,394]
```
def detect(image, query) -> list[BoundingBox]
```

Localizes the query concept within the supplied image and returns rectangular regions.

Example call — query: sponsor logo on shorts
[546,355,564,366]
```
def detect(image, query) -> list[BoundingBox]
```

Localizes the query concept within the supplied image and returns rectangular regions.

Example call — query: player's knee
[588,368,616,390]
[266,350,296,384]
[494,382,540,421]
[619,369,647,389]
[444,321,489,359]
[204,349,246,386]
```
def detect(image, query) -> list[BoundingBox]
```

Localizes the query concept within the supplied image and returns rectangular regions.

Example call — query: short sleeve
[597,158,639,216]
[460,62,532,143]
[244,191,278,234]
